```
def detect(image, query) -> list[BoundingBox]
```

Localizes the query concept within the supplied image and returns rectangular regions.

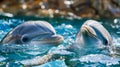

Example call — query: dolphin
[0,21,64,44]
[75,20,112,47]
[65,20,113,56]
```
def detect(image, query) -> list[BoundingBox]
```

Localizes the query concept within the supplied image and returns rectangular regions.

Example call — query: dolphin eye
[21,36,29,43]
[104,39,108,45]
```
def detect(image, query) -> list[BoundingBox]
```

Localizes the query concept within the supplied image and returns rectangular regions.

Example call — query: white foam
[80,54,120,66]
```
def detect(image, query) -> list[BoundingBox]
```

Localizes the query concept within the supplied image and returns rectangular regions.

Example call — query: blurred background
[0,0,120,18]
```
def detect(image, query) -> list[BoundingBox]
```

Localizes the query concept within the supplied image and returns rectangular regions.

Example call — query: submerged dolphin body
[0,21,64,44]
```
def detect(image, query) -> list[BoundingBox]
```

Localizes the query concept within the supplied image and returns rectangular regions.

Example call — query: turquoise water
[0,16,120,67]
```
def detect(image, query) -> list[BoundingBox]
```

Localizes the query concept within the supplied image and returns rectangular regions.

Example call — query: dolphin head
[75,20,112,47]
[1,21,64,45]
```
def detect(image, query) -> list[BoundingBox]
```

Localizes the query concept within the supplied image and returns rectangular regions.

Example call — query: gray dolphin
[0,21,64,44]
[75,20,112,47]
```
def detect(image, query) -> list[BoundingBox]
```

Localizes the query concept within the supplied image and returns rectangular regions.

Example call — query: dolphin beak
[45,35,64,44]
[81,25,97,37]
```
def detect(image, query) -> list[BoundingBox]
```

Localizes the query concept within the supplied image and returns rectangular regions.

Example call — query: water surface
[0,16,120,67]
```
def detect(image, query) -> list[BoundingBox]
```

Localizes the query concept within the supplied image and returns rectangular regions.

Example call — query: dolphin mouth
[81,25,97,38]
[31,35,64,45]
